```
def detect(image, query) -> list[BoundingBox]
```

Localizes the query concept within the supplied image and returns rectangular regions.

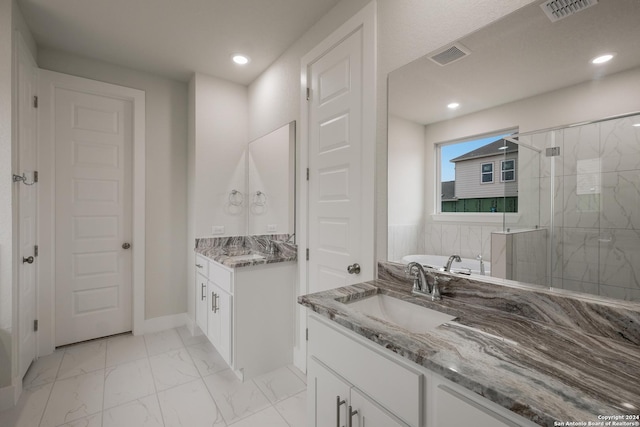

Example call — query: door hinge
[306,328,309,341]
[306,248,309,261]
[34,245,38,257]
[306,168,309,181]
[306,87,311,101]
[33,95,38,108]
[33,319,38,332]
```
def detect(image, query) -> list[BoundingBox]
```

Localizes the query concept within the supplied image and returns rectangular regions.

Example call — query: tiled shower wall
[533,115,640,301]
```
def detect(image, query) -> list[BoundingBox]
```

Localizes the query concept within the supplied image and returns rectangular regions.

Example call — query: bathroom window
[501,159,515,182]
[437,130,517,213]
[481,162,494,184]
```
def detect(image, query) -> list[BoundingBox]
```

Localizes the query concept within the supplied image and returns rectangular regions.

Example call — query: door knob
[347,263,361,274]
[122,243,131,249]
[22,256,34,264]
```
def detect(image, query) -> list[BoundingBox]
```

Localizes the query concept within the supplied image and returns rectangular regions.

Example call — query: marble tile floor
[0,327,307,427]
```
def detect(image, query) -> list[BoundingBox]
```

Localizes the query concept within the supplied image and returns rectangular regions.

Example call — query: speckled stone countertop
[195,235,297,268]
[299,261,640,427]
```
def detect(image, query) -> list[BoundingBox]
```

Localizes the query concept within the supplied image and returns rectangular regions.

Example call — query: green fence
[441,197,518,213]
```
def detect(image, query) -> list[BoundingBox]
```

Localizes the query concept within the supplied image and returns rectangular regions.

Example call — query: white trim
[431,212,521,223]
[480,161,494,184]
[143,313,187,335]
[500,159,516,183]
[36,69,146,355]
[296,0,376,373]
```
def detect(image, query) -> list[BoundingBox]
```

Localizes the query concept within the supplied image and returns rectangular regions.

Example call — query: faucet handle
[476,254,482,260]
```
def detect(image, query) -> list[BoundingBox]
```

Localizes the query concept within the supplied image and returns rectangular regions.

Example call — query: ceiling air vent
[540,0,598,23]
[428,43,470,66]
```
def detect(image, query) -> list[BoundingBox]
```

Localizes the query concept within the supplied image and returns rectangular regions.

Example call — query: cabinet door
[434,385,521,427]
[308,358,351,427]
[195,272,208,334]
[207,281,232,364]
[350,389,409,427]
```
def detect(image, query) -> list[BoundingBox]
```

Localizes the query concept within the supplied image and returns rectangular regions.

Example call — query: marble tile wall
[423,223,499,262]
[387,223,424,262]
[536,115,640,301]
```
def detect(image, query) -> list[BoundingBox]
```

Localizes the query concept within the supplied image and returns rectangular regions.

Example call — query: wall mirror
[387,0,640,301]
[247,121,296,237]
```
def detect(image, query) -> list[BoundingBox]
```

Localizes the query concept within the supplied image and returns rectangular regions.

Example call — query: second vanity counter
[299,262,640,426]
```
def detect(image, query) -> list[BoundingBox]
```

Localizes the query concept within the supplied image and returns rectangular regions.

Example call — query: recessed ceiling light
[591,53,615,64]
[447,102,460,110]
[232,54,250,65]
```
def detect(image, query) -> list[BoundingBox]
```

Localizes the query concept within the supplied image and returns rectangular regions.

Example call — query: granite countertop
[195,235,297,268]
[298,262,640,427]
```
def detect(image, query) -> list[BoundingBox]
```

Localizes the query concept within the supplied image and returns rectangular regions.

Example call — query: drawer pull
[348,406,358,427]
[196,264,203,268]
[212,292,216,312]
[214,293,220,313]
[201,283,206,301]
[336,396,346,427]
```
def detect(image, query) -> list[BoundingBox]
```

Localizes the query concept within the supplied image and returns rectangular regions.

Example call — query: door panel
[54,87,133,346]
[308,28,364,294]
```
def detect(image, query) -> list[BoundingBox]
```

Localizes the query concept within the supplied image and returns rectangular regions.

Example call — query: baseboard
[142,312,187,335]
[184,315,196,336]
[0,380,22,412]
[293,346,307,374]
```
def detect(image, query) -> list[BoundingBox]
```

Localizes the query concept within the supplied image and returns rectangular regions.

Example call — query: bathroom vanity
[195,236,296,381]
[300,262,640,427]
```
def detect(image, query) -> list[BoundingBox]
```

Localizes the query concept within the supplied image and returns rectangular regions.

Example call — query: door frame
[37,69,146,355]
[296,0,376,371]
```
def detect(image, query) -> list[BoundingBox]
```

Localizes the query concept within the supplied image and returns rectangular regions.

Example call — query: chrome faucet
[444,254,462,272]
[405,262,441,301]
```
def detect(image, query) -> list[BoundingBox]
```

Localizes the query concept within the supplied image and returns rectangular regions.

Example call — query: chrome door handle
[22,256,34,264]
[336,396,346,427]
[201,283,206,301]
[122,242,131,249]
[347,263,360,274]
[348,406,358,427]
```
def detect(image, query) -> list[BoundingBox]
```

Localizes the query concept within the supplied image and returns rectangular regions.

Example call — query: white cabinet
[195,255,209,334]
[308,357,408,427]
[207,281,232,364]
[431,379,525,427]
[196,256,296,380]
[307,314,538,427]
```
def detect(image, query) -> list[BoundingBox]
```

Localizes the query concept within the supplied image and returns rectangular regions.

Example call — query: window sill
[431,212,521,223]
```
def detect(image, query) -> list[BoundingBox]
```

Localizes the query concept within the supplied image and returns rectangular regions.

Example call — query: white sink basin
[227,253,266,262]
[346,294,455,334]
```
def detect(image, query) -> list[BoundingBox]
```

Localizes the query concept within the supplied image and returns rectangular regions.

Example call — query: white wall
[37,48,188,320]
[387,114,425,261]
[192,72,248,238]
[0,0,15,389]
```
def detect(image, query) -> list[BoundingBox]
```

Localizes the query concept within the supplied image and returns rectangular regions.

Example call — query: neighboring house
[443,138,518,212]
[450,138,518,199]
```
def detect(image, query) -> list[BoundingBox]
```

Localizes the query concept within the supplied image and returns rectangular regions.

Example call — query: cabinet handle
[348,406,358,427]
[214,293,220,313]
[212,292,216,312]
[201,283,206,301]
[196,263,203,268]
[336,396,346,427]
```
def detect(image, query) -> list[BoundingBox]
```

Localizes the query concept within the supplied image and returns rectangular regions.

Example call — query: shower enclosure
[513,113,640,301]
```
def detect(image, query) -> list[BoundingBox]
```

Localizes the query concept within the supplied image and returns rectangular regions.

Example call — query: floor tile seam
[34,382,54,427]
[200,374,236,426]
[102,388,158,412]
[105,353,149,369]
[270,401,295,427]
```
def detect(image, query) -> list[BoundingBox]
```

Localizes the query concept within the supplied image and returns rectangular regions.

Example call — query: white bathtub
[401,254,491,276]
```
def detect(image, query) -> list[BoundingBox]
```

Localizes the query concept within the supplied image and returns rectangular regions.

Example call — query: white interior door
[54,86,133,347]
[307,25,374,293]
[16,32,38,379]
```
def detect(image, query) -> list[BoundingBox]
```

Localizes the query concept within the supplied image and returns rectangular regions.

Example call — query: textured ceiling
[389,0,640,125]
[17,0,342,84]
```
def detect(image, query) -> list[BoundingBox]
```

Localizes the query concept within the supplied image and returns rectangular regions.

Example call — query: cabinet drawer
[195,255,208,276]
[208,260,233,293]
[309,315,422,427]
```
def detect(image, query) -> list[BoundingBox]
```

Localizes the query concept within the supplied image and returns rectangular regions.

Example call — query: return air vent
[428,43,470,66]
[540,0,598,22]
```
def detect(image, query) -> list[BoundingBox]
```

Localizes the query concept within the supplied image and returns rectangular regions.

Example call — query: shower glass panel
[527,113,640,301]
